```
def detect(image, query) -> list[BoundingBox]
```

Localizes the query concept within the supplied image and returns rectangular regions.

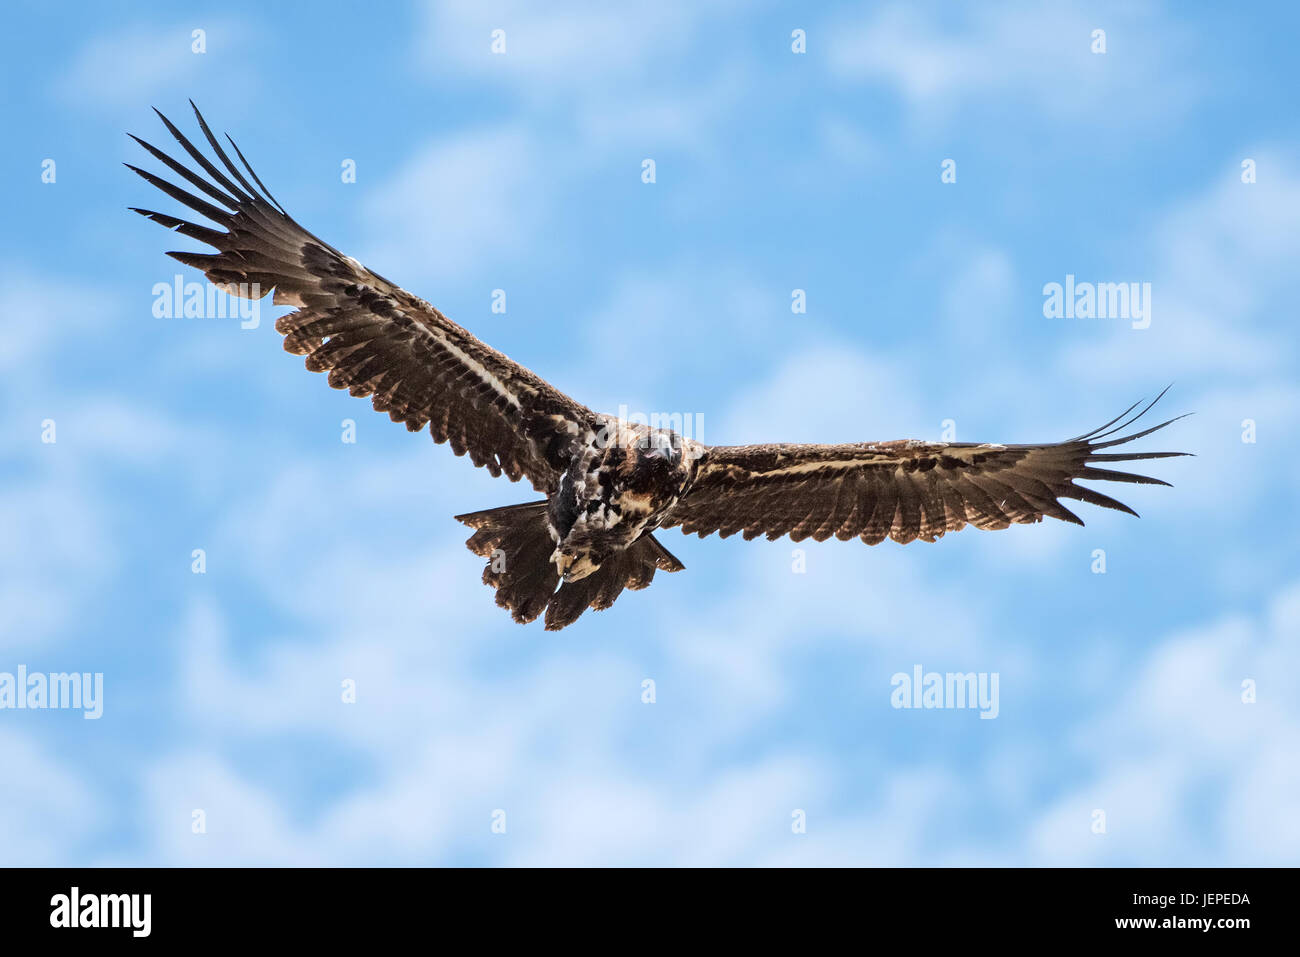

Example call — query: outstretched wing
[664,392,1189,544]
[128,103,595,493]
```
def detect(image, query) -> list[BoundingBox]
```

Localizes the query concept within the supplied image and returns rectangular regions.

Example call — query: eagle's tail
[454,502,685,630]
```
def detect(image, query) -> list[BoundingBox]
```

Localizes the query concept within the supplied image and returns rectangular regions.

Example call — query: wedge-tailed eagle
[129,105,1188,630]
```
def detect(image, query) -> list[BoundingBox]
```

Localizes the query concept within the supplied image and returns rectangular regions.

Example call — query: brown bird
[129,104,1188,629]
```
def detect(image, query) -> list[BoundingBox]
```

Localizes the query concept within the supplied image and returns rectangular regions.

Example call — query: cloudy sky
[2,0,1298,865]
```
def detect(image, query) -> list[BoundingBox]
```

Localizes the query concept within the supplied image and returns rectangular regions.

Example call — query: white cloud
[64,397,198,466]
[414,0,731,95]
[1029,581,1300,864]
[0,729,103,865]
[55,21,255,108]
[0,465,117,650]
[94,575,1300,865]
[568,263,780,412]
[1063,152,1300,383]
[0,272,113,385]
[359,124,546,284]
[358,3,756,296]
[817,115,884,171]
[410,0,752,175]
[568,62,751,162]
[141,752,320,865]
[715,344,932,445]
[825,1,1201,127]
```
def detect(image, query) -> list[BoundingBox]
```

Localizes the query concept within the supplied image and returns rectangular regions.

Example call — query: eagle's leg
[541,533,685,631]
[454,502,685,629]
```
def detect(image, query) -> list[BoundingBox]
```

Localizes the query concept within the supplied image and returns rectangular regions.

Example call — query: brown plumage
[127,105,592,494]
[663,401,1187,545]
[129,104,1189,630]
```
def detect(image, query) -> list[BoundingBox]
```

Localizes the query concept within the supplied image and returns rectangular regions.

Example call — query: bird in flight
[129,104,1188,630]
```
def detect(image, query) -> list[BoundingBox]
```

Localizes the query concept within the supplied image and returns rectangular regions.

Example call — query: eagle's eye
[645,436,679,462]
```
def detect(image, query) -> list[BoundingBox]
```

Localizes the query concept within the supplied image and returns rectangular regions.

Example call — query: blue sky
[2,0,1298,865]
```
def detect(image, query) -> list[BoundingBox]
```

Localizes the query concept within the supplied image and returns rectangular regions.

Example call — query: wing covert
[665,392,1189,545]
[129,103,595,492]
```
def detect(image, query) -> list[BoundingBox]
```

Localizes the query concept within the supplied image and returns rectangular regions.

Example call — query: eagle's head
[619,428,693,497]
[640,428,682,463]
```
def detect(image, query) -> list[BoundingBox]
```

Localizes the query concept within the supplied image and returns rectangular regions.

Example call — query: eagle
[129,105,1188,630]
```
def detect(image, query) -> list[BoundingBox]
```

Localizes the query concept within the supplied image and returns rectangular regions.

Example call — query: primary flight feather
[129,104,1188,630]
